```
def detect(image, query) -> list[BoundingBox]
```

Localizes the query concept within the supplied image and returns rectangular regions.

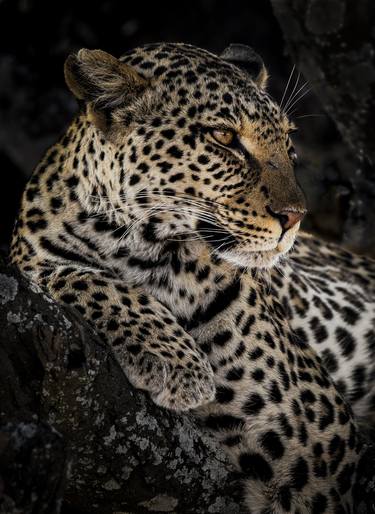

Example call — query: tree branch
[0,263,242,514]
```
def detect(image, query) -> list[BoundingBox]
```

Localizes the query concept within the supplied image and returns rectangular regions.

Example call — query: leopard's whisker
[285,85,311,115]
[129,195,217,215]
[210,236,233,255]
[132,190,235,213]
[106,204,228,254]
[283,71,300,113]
[280,64,295,110]
[88,190,238,219]
[166,235,230,243]
[284,79,308,114]
[294,114,325,120]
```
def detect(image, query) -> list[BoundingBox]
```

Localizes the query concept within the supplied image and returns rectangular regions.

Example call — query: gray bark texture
[0,262,243,514]
[271,0,375,253]
[0,422,68,514]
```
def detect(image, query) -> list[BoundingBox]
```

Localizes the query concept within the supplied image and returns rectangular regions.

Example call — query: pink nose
[279,210,305,230]
[268,207,306,230]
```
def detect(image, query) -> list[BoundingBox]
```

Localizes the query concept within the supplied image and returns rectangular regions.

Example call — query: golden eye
[211,129,235,146]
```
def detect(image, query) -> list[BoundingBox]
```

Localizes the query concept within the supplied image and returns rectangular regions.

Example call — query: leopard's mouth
[196,217,299,268]
[218,248,280,269]
[217,234,297,269]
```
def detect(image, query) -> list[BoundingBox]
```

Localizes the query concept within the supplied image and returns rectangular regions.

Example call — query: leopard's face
[66,43,306,268]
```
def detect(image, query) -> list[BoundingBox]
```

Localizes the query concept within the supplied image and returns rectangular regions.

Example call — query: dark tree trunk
[0,262,243,514]
[0,422,68,514]
[271,0,375,163]
[271,0,375,253]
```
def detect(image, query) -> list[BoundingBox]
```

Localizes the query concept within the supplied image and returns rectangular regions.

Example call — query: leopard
[10,42,375,513]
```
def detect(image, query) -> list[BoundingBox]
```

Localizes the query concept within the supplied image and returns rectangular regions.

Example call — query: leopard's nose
[267,207,306,230]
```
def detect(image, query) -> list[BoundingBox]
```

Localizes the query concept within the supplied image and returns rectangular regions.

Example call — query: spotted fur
[11,42,374,513]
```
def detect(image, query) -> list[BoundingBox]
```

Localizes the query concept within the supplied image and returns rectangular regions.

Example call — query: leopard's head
[65,42,306,268]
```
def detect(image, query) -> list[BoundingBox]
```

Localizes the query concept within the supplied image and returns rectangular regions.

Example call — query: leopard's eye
[211,129,235,146]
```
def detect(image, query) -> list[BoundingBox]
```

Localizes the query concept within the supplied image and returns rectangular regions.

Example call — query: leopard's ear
[221,44,268,90]
[64,49,149,111]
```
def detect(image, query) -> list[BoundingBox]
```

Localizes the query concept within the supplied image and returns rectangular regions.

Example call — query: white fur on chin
[218,229,299,270]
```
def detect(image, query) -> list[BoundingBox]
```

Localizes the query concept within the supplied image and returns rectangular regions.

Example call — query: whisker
[133,190,234,212]
[166,235,231,244]
[211,236,233,254]
[127,195,219,215]
[294,114,326,120]
[280,64,295,110]
[86,189,239,219]
[285,86,311,115]
[108,205,228,251]
[283,71,300,113]
[284,80,308,113]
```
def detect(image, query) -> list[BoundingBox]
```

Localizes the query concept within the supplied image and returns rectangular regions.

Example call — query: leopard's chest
[143,269,291,411]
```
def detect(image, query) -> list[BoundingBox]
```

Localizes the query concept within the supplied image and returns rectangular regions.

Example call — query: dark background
[0,0,361,253]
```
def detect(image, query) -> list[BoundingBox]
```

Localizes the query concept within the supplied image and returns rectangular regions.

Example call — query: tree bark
[0,262,242,514]
[271,0,375,163]
[271,0,375,253]
[0,422,68,514]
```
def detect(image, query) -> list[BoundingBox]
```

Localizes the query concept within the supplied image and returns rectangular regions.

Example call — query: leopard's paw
[151,356,216,411]
[122,348,215,411]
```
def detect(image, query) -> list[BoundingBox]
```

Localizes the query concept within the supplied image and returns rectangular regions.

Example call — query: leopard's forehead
[118,42,291,154]
[121,42,243,78]
[120,42,284,125]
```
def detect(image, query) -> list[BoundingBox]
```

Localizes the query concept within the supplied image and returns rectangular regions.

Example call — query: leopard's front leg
[38,265,215,411]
